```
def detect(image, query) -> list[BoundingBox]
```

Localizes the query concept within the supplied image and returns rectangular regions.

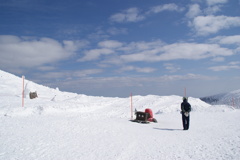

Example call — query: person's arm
[181,103,185,112]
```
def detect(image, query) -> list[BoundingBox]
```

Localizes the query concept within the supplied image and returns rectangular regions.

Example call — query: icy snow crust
[0,70,240,160]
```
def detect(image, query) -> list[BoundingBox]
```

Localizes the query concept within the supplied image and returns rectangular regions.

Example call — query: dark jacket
[181,99,191,113]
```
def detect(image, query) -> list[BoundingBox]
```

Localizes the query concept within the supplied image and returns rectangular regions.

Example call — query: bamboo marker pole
[22,76,25,107]
[130,93,133,120]
[184,87,187,97]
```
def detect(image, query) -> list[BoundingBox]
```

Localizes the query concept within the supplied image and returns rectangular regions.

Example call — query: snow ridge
[0,69,216,117]
[201,89,240,108]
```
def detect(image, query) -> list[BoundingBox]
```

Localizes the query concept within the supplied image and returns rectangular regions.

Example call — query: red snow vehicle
[145,108,154,122]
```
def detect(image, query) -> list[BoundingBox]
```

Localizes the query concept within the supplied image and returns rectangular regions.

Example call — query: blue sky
[0,0,240,97]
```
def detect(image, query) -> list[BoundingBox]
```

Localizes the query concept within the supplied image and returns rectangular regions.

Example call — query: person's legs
[186,115,190,130]
[182,114,187,130]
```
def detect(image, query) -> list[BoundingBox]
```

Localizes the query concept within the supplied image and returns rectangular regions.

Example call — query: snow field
[1,70,240,159]
[1,110,240,160]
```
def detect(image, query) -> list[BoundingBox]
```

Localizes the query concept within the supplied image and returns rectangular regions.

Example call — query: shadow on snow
[153,127,183,131]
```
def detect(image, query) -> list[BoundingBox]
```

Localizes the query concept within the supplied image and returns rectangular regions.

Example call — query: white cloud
[107,27,128,35]
[229,61,240,65]
[120,42,233,62]
[120,40,164,52]
[211,57,225,62]
[210,35,240,45]
[161,43,232,60]
[78,48,114,62]
[73,69,103,77]
[191,15,240,36]
[37,66,56,71]
[206,0,228,6]
[0,35,84,71]
[186,4,202,18]
[186,1,232,35]
[110,4,184,23]
[98,40,123,48]
[165,73,216,81]
[209,61,240,71]
[35,69,103,80]
[119,65,156,73]
[164,63,181,73]
[209,65,240,71]
[204,5,222,15]
[63,40,89,51]
[148,3,185,14]
[80,39,235,69]
[109,8,145,23]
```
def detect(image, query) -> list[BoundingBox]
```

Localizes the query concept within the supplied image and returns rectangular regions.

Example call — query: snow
[0,70,240,160]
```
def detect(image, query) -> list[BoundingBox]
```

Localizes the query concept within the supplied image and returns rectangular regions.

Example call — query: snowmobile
[131,108,157,123]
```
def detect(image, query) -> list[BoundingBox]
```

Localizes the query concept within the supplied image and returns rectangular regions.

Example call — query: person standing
[181,97,191,130]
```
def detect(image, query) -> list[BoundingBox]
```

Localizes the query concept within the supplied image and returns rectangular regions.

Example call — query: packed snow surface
[0,70,240,160]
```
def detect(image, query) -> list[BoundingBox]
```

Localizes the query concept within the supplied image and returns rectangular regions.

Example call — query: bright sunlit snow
[0,70,240,160]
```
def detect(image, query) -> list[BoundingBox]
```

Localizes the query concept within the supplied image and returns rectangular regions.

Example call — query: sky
[0,0,240,98]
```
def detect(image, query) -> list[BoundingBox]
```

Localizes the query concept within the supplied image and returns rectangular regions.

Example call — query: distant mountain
[201,89,240,108]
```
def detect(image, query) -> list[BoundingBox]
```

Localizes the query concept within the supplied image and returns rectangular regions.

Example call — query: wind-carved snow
[0,70,239,160]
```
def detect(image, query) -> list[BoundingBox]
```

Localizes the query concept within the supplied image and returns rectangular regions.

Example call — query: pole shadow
[153,127,183,131]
